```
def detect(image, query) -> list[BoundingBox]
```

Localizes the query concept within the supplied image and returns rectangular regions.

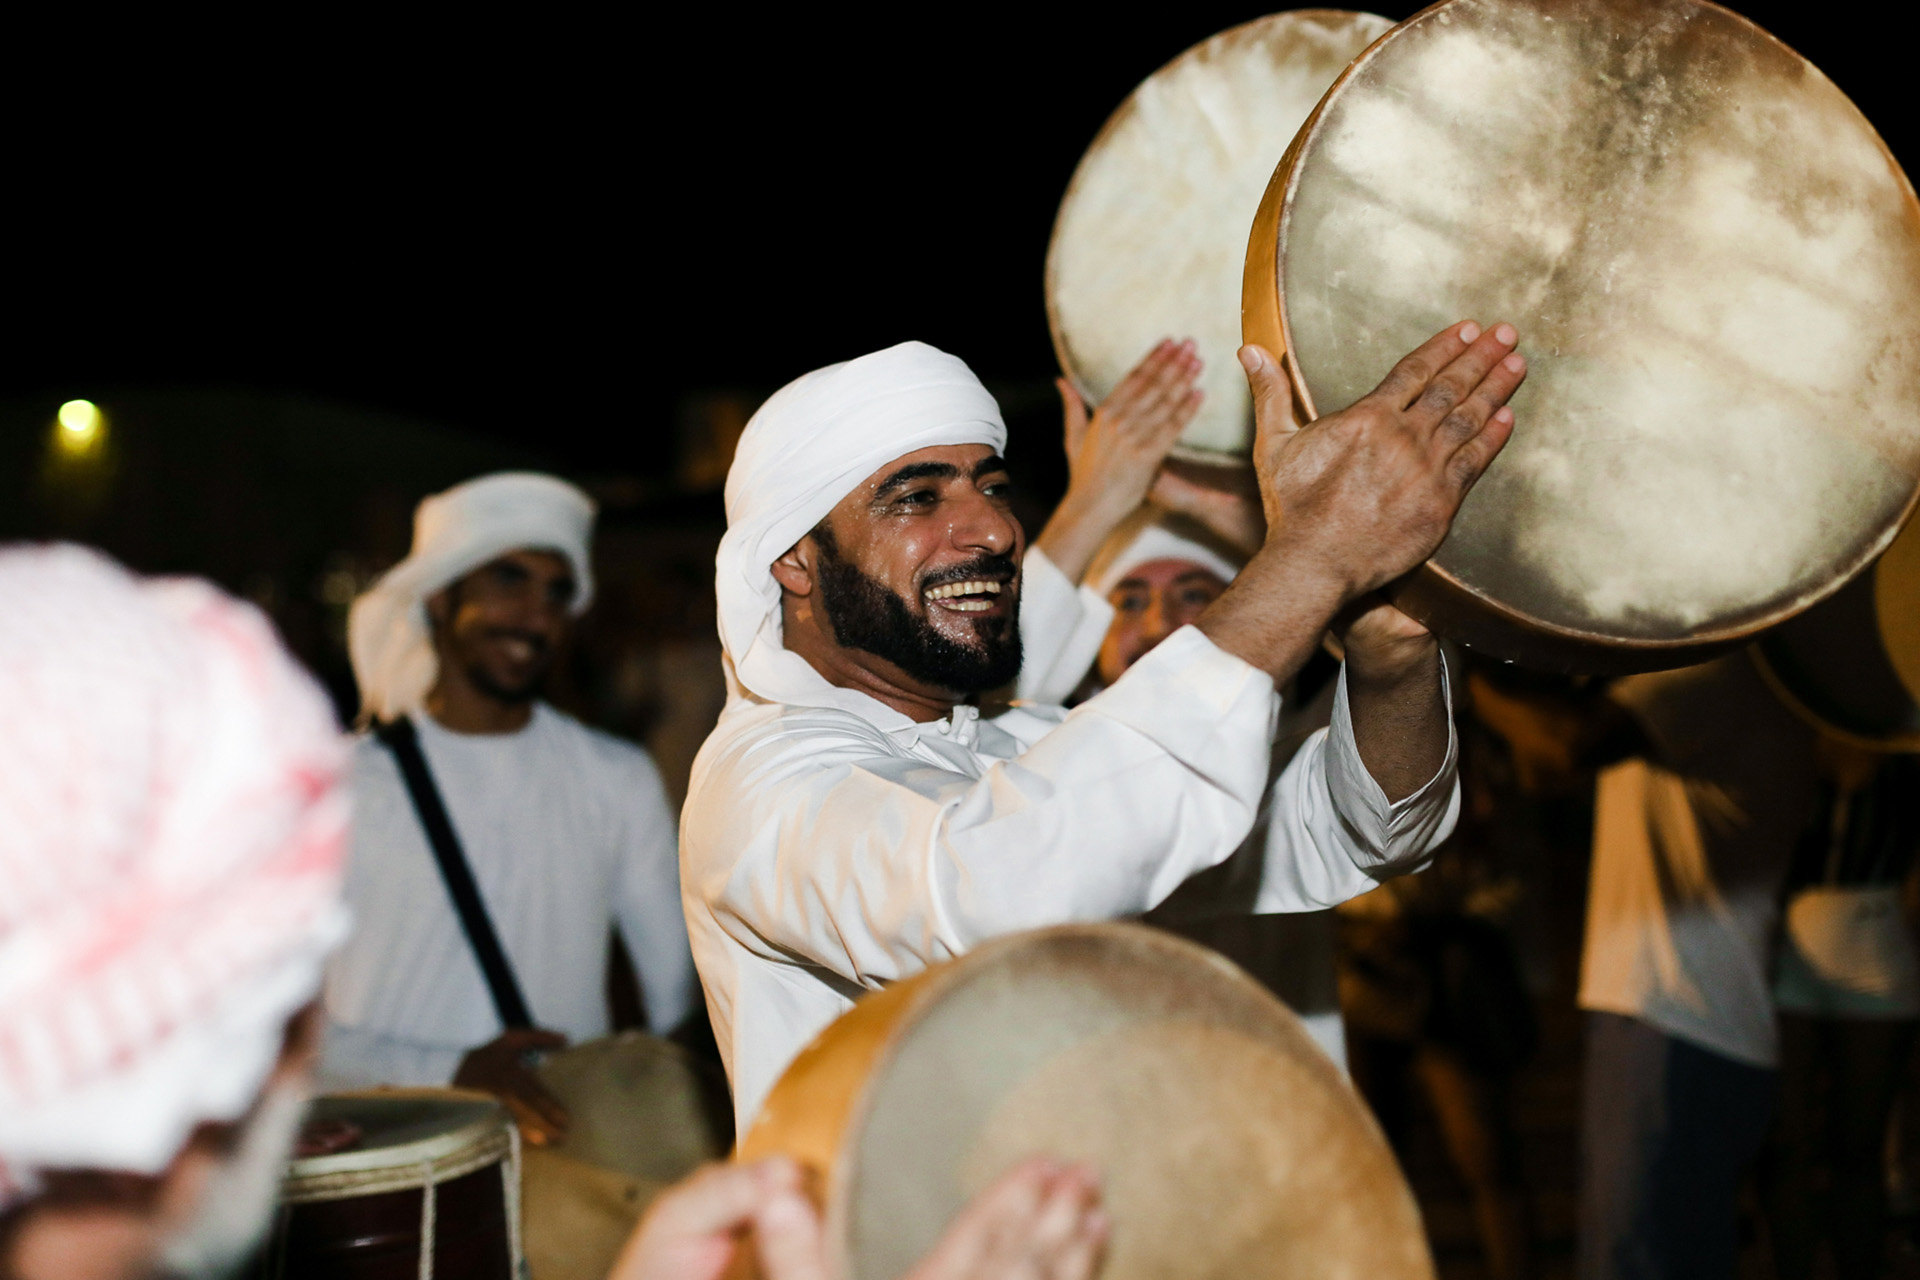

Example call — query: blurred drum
[1756,510,1920,749]
[252,1089,519,1280]
[521,1033,732,1280]
[1046,11,1391,462]
[740,923,1430,1280]
[1245,0,1920,672]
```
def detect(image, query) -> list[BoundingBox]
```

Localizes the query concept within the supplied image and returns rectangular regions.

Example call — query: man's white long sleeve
[681,625,1456,1126]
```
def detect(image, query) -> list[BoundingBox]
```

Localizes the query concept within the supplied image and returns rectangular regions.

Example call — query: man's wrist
[1343,633,1440,690]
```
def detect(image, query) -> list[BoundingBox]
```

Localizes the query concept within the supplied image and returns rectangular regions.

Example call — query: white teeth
[924,580,1004,601]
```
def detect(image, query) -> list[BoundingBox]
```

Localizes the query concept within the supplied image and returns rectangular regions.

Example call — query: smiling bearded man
[320,473,697,1145]
[683,326,1528,1128]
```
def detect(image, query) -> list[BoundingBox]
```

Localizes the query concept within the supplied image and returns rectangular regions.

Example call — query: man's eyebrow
[874,460,960,497]
[971,454,1011,479]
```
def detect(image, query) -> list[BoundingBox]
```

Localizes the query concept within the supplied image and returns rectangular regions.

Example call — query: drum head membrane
[836,931,1426,1280]
[1280,0,1920,643]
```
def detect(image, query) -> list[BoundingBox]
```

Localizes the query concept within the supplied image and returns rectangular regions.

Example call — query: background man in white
[321,472,696,1143]
[683,322,1527,1126]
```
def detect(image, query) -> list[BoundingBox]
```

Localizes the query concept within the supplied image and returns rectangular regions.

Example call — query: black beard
[812,527,1022,694]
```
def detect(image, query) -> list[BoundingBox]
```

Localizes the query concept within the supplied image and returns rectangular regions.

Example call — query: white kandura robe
[682,550,1460,1127]
[319,703,697,1089]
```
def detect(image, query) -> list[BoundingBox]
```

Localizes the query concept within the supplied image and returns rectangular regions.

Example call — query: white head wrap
[0,545,350,1207]
[716,341,1007,706]
[348,472,596,723]
[1087,509,1245,599]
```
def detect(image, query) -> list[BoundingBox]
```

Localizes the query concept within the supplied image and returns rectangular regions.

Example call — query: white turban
[1087,510,1245,599]
[716,341,1007,705]
[0,545,350,1207]
[348,472,596,724]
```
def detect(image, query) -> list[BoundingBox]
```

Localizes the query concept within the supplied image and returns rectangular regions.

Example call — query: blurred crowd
[3,341,1918,1280]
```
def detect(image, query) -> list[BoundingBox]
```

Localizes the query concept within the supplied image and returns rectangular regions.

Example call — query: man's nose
[1142,596,1177,645]
[948,490,1018,556]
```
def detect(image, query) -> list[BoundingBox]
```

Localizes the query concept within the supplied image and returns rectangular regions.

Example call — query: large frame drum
[1245,0,1920,672]
[740,923,1431,1280]
[1047,10,1392,464]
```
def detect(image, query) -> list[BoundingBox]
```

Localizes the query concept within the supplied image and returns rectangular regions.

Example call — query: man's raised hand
[1036,338,1205,582]
[1245,320,1523,600]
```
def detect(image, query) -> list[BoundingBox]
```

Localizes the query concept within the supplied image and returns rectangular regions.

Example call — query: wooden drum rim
[1243,0,1920,674]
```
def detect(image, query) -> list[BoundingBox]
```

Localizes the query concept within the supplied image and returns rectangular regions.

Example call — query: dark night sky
[4,3,1906,476]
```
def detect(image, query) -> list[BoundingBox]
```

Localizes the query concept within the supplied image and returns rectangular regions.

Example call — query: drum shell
[247,1089,517,1280]
[740,922,1433,1280]
[1243,0,1920,674]
[260,1166,512,1280]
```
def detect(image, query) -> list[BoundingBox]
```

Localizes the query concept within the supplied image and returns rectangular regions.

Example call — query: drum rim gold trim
[1044,9,1389,468]
[1243,0,1920,671]
[1750,638,1920,754]
[281,1087,512,1203]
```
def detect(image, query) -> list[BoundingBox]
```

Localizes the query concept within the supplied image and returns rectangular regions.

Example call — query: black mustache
[920,555,1017,591]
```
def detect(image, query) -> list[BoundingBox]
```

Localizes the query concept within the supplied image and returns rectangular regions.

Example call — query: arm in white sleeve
[1254,658,1460,912]
[613,750,700,1033]
[1014,544,1114,705]
[686,626,1277,990]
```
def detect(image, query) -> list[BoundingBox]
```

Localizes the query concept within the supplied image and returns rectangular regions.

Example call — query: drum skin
[522,1033,732,1280]
[1245,0,1920,673]
[1755,510,1920,749]
[739,923,1432,1280]
[1047,11,1392,463]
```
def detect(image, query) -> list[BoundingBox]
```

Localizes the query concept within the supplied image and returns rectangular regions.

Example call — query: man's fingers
[1106,338,1201,425]
[1410,322,1521,435]
[754,1186,833,1280]
[1056,378,1090,456]
[1240,343,1296,466]
[1433,346,1526,452]
[1445,404,1517,498]
[1370,320,1480,409]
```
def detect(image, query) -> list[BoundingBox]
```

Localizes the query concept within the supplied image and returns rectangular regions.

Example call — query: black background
[2,2,1904,474]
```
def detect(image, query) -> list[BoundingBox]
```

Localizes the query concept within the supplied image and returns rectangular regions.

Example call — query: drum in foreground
[252,1089,518,1280]
[1047,10,1392,462]
[740,923,1430,1280]
[1246,0,1920,672]
[1756,510,1920,749]
[523,1033,733,1280]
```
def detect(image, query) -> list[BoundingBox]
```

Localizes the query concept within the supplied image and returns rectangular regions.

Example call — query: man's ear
[771,537,816,597]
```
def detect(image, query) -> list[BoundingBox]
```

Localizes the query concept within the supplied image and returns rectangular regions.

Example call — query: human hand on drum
[1247,320,1523,603]
[451,1027,570,1146]
[610,1154,1106,1280]
[1036,338,1205,582]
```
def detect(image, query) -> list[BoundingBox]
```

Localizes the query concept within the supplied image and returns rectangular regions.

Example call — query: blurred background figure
[1475,654,1819,1280]
[1336,698,1540,1280]
[0,545,351,1280]
[1763,743,1920,1280]
[319,472,698,1145]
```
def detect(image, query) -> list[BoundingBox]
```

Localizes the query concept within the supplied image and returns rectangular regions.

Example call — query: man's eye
[897,489,936,507]
[982,479,1015,500]
[1113,593,1149,614]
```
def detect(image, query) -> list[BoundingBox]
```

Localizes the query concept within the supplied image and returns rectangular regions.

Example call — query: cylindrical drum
[1756,510,1920,749]
[1245,0,1920,672]
[251,1089,519,1280]
[521,1033,733,1280]
[739,923,1431,1280]
[1047,11,1392,463]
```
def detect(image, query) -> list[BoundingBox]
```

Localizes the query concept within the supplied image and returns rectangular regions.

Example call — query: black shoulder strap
[375,717,534,1031]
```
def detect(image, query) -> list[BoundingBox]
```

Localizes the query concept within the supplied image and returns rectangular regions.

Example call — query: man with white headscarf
[0,544,349,1279]
[684,320,1529,1127]
[320,471,696,1143]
